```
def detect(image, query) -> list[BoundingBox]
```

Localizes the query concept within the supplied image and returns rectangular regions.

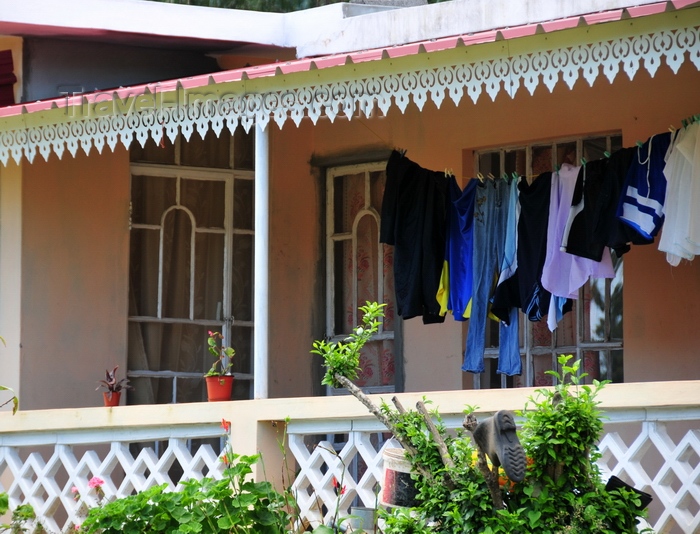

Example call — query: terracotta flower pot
[205,375,234,402]
[103,391,121,407]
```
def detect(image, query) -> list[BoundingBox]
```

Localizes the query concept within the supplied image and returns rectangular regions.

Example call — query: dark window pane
[555,307,576,347]
[127,322,220,404]
[533,354,556,387]
[583,137,607,162]
[233,178,254,230]
[181,178,226,228]
[230,325,252,400]
[334,172,364,234]
[162,209,193,319]
[131,175,176,225]
[370,170,386,213]
[504,149,526,177]
[611,135,623,153]
[532,145,552,174]
[356,213,380,314]
[478,152,500,177]
[334,239,352,335]
[556,142,576,167]
[129,228,160,317]
[194,232,225,320]
[232,233,253,322]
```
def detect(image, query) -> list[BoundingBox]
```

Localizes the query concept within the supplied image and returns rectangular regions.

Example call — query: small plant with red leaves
[96,366,133,401]
[205,331,235,377]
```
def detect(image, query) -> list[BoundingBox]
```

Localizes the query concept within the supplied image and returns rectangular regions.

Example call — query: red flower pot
[103,391,121,407]
[205,375,234,402]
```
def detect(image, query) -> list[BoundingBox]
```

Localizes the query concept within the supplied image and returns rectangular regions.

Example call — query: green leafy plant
[78,420,294,533]
[312,305,653,533]
[0,501,39,534]
[311,301,385,388]
[205,330,235,377]
[96,366,133,400]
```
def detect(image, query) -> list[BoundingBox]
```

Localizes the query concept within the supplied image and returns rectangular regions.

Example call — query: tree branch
[333,374,433,481]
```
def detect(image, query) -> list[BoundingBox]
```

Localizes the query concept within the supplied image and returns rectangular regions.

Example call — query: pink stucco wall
[21,149,130,409]
[274,60,700,392]
[13,60,700,408]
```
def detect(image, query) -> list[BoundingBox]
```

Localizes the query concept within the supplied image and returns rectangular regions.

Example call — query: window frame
[127,133,255,403]
[325,161,399,395]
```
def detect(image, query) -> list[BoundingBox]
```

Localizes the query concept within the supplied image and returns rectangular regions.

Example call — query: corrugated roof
[0,0,696,119]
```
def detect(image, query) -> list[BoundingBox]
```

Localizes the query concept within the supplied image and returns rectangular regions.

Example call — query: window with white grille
[127,128,255,403]
[473,133,624,389]
[325,162,399,394]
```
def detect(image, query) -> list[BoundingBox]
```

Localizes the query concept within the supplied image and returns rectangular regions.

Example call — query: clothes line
[379,114,699,376]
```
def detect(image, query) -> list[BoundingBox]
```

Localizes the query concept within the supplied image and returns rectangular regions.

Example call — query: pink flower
[88,476,104,489]
[71,486,79,493]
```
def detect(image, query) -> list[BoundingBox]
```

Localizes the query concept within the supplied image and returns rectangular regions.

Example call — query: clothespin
[580,157,587,166]
[682,118,688,128]
[502,172,509,181]
[477,172,485,183]
[487,173,495,181]
[669,125,676,133]
[511,172,519,181]
[555,164,561,172]
[397,147,407,157]
[444,168,454,178]
[636,140,644,148]
[604,151,611,158]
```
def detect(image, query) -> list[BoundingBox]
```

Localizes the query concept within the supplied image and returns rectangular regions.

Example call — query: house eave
[0,7,698,166]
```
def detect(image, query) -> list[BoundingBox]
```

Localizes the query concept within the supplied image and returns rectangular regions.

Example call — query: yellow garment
[436,260,450,316]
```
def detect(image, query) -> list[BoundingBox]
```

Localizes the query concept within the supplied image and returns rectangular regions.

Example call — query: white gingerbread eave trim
[0,9,699,166]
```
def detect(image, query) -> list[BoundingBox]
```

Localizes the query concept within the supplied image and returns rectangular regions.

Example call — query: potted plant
[204,330,235,402]
[96,366,133,407]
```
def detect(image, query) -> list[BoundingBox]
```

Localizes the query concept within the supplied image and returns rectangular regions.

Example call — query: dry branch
[333,374,433,481]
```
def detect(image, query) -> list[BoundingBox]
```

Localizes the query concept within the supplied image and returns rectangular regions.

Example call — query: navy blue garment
[616,132,672,240]
[380,151,447,324]
[590,147,652,255]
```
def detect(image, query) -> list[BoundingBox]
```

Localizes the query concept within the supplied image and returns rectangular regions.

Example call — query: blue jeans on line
[462,179,521,376]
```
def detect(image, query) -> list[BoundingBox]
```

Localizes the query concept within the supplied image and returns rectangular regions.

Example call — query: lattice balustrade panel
[598,421,700,534]
[288,430,401,529]
[0,437,226,533]
[288,419,700,533]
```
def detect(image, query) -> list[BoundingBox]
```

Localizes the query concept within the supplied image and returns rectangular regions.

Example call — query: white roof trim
[0,21,698,166]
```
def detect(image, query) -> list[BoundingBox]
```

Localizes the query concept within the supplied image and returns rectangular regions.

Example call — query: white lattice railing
[1,382,699,533]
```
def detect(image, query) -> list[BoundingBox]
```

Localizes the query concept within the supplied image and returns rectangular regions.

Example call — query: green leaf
[312,526,335,533]
[528,510,542,527]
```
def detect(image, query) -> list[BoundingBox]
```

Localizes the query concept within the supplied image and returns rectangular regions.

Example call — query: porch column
[253,123,269,399]
[0,162,22,410]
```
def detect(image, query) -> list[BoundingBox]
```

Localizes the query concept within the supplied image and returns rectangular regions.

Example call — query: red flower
[331,476,346,495]
[221,419,231,433]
